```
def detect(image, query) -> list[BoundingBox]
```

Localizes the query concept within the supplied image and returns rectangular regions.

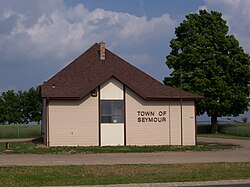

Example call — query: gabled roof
[41,43,203,100]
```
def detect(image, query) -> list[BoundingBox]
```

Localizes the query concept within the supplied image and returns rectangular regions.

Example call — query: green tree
[22,87,42,124]
[0,94,6,124]
[242,117,248,124]
[2,90,23,124]
[164,10,250,133]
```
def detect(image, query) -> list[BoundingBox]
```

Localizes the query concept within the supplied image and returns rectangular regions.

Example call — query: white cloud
[0,1,176,63]
[123,53,154,66]
[0,0,176,90]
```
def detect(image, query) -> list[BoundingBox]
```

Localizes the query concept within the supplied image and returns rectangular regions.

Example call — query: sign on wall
[137,110,167,123]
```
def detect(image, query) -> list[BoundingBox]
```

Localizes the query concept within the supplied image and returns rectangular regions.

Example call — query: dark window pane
[100,100,124,123]
[113,115,124,123]
[101,116,112,123]
[113,100,123,115]
[101,101,111,115]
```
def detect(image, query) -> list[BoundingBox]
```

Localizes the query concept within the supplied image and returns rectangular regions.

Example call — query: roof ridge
[41,42,203,100]
[105,46,171,88]
[43,43,99,84]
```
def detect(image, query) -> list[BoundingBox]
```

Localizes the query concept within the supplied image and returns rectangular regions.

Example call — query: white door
[101,124,124,146]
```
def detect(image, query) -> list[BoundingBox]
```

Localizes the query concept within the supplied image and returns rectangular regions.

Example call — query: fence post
[17,126,20,139]
[5,142,9,150]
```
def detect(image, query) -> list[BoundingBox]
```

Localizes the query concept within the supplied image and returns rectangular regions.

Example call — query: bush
[218,124,250,137]
[242,117,248,124]
[197,124,211,134]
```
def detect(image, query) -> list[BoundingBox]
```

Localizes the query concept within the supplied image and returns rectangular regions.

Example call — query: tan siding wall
[100,78,124,100]
[126,88,196,146]
[183,101,195,145]
[46,84,195,146]
[48,93,98,146]
[169,102,181,145]
[126,88,170,145]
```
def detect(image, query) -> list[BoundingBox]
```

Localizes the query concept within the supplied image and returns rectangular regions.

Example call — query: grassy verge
[1,163,250,186]
[197,124,250,137]
[218,124,250,137]
[198,133,250,140]
[0,141,238,154]
[0,125,41,139]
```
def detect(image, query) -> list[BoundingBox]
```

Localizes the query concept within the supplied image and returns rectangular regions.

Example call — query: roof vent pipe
[99,41,105,60]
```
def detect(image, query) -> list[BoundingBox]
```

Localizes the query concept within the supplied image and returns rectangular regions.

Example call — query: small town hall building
[41,42,202,147]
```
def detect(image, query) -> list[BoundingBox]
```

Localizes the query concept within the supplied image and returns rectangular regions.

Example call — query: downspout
[98,86,101,146]
[180,67,183,146]
[195,103,197,145]
[168,104,171,145]
[46,98,50,146]
[123,85,126,146]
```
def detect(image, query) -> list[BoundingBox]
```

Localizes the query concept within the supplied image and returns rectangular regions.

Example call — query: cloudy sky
[1,0,250,120]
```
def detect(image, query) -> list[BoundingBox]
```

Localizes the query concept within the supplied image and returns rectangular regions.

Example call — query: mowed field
[0,125,41,139]
[1,163,250,186]
[0,125,249,186]
[219,124,250,137]
[197,124,250,137]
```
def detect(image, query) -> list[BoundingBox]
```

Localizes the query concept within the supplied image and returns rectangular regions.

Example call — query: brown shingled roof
[41,43,203,100]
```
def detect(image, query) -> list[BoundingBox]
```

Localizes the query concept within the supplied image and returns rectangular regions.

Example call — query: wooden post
[5,142,9,150]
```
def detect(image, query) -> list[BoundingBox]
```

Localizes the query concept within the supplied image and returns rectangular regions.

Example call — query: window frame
[100,100,124,123]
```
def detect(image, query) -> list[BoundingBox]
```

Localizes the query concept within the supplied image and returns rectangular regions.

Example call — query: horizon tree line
[0,87,42,125]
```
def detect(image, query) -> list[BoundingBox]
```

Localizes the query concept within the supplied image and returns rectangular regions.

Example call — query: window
[101,100,124,123]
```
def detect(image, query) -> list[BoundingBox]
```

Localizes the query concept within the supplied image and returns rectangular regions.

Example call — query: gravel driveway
[0,137,249,166]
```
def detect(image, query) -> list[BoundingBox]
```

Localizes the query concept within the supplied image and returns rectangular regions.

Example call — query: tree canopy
[0,87,42,124]
[164,10,250,133]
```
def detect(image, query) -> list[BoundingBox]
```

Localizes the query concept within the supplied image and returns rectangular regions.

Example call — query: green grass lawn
[0,141,238,154]
[198,133,250,140]
[1,163,250,186]
[197,124,250,137]
[218,124,250,137]
[0,125,41,139]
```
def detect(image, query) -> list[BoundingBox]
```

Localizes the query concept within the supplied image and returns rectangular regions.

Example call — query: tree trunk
[211,116,218,133]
